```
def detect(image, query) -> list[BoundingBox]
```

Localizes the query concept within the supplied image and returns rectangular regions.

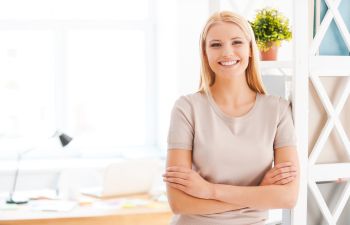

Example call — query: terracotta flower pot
[259,42,279,61]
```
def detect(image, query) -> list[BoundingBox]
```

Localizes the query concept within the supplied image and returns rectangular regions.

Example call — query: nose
[222,44,233,57]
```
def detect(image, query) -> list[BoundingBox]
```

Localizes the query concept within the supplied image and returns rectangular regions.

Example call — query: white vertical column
[283,0,310,224]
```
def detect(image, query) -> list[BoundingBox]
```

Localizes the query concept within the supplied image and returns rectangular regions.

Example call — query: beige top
[167,91,297,225]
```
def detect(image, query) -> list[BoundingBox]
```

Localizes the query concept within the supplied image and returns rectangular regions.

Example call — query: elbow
[283,191,298,209]
[168,197,189,214]
[171,205,181,214]
[167,199,181,214]
[166,187,183,214]
[166,186,194,215]
[285,196,297,209]
[278,184,298,209]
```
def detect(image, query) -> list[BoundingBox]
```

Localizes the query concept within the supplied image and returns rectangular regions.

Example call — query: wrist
[209,183,217,200]
[259,178,267,186]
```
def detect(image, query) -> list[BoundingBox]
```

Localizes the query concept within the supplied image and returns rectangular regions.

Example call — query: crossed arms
[164,146,299,214]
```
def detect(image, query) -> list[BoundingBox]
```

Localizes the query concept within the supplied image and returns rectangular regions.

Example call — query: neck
[210,74,256,105]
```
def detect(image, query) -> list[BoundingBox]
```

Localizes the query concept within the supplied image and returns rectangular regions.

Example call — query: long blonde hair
[199,11,266,95]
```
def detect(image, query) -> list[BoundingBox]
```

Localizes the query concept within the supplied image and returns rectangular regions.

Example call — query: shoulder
[173,91,206,108]
[259,94,291,110]
[170,92,206,124]
[258,94,292,121]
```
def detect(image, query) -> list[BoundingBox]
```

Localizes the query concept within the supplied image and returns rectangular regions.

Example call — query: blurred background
[0,0,292,161]
[1,0,349,224]
[0,0,293,223]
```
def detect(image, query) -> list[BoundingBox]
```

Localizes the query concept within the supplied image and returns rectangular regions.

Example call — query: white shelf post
[284,0,310,224]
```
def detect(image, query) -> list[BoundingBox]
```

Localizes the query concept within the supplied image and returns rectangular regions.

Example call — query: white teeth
[220,60,238,66]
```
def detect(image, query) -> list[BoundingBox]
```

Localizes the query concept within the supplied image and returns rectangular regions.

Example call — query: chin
[220,69,246,77]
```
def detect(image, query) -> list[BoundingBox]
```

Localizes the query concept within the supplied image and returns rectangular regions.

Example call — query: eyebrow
[208,37,243,43]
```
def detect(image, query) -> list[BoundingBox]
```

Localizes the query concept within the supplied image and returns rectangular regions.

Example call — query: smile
[219,60,239,66]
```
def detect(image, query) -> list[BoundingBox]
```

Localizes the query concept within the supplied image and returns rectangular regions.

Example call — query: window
[3,0,290,159]
[0,30,56,158]
[0,0,156,159]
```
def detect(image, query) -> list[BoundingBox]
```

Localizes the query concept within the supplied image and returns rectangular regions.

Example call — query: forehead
[206,21,247,41]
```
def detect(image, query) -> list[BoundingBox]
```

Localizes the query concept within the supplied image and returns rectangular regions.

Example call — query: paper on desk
[93,198,151,209]
[121,199,150,208]
[29,200,77,212]
[0,201,20,211]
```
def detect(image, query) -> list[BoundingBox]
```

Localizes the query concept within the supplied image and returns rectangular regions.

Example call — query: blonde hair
[199,11,266,95]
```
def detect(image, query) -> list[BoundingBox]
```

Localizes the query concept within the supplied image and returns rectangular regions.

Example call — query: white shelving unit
[296,0,350,224]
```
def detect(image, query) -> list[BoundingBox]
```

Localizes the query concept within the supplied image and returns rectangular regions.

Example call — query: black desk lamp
[6,131,73,204]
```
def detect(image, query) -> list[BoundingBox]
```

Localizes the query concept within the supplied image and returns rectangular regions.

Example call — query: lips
[219,60,239,66]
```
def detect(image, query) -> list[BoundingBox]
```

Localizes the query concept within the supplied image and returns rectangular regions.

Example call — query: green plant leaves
[250,8,292,51]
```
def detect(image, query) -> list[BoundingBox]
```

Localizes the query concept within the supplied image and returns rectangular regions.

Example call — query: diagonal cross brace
[308,75,350,165]
[311,0,342,55]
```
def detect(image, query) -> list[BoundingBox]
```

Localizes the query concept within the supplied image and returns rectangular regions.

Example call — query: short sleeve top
[167,91,297,225]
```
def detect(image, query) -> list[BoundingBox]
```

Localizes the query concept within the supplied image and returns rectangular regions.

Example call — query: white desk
[0,193,282,225]
[0,194,172,225]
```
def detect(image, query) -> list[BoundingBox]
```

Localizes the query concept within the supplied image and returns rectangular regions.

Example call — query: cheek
[206,51,217,67]
[242,47,251,59]
[207,59,218,72]
[207,56,215,66]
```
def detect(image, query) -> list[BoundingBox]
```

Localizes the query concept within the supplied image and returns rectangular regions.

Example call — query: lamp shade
[59,133,73,147]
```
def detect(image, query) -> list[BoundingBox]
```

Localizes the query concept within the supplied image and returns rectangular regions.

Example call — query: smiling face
[205,21,251,79]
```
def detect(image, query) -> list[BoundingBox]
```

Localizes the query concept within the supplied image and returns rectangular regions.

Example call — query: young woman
[163,11,299,225]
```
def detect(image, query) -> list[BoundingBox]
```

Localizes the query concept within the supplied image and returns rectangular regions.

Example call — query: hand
[163,166,214,199]
[260,162,297,186]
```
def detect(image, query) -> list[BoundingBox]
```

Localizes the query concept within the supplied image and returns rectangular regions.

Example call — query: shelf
[310,56,350,76]
[258,60,293,77]
[259,60,293,69]
[309,162,350,183]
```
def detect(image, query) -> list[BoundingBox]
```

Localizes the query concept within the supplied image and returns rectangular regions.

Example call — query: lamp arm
[8,147,36,200]
[7,131,72,203]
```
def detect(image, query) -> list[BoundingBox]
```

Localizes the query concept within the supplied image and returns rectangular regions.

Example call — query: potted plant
[250,8,292,60]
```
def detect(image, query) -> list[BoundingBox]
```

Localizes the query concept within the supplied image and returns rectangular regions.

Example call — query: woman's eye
[232,41,243,45]
[210,43,221,47]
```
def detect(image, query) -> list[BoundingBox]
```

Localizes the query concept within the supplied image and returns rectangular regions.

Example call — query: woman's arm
[165,146,299,210]
[166,149,247,215]
[213,146,299,209]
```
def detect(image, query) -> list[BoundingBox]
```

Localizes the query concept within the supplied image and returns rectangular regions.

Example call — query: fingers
[166,182,186,192]
[166,166,191,173]
[163,177,188,186]
[164,166,191,181]
[274,171,297,180]
[265,162,294,176]
[275,176,296,185]
[274,162,293,168]
[271,167,297,178]
[271,164,297,179]
[266,162,297,185]
[163,172,189,180]
[163,170,189,191]
[163,167,190,186]
[271,171,297,184]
